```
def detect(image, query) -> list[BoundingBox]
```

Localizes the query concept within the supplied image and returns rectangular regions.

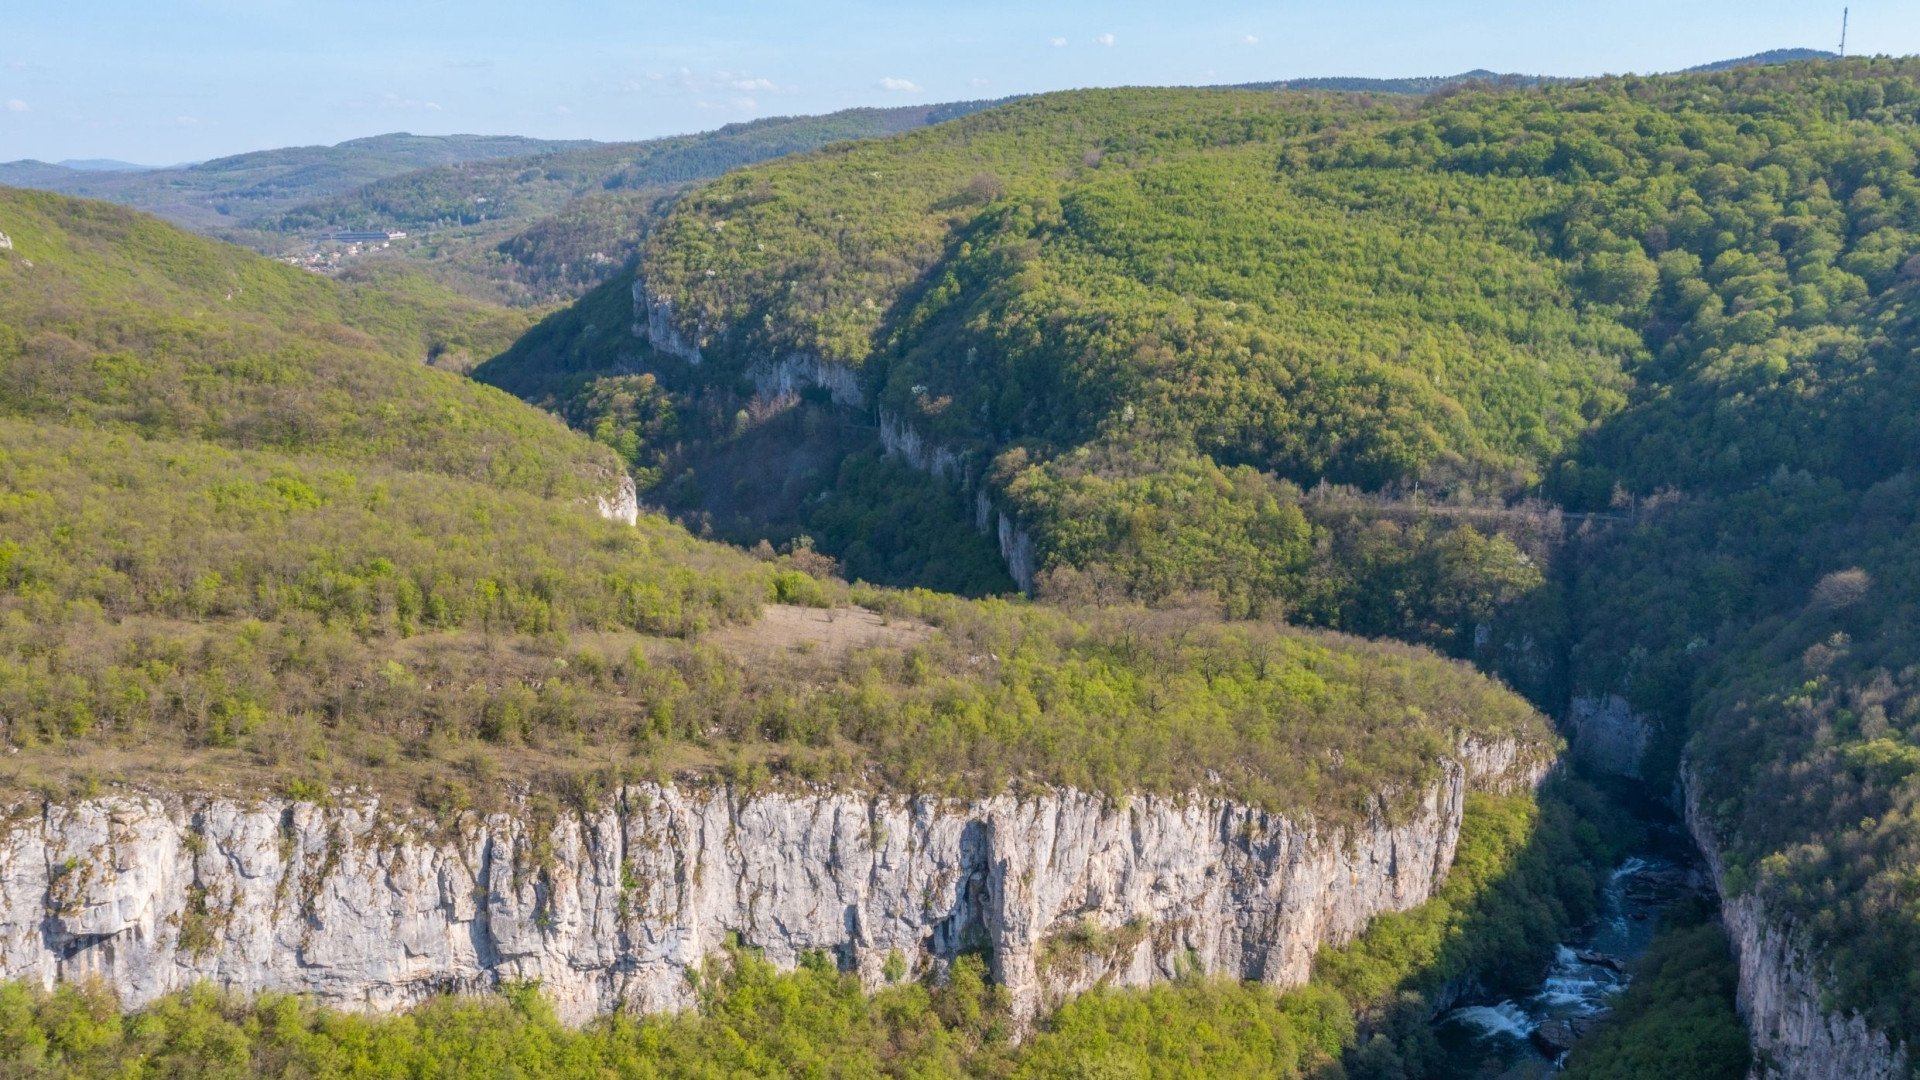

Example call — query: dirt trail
[711,603,932,662]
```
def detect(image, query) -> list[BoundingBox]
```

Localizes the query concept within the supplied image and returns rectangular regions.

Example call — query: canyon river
[1433,790,1709,1076]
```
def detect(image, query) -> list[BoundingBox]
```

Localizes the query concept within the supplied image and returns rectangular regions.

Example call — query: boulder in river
[1577,950,1627,972]
[1531,1019,1579,1057]
[1570,1013,1608,1040]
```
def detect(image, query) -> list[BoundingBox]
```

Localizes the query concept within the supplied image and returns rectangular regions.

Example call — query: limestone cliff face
[1565,694,1650,779]
[996,512,1037,594]
[631,269,1038,592]
[630,278,704,366]
[879,411,963,482]
[0,740,1541,1023]
[1683,770,1910,1080]
[748,353,864,407]
[628,277,860,409]
[877,408,1038,594]
[594,473,640,527]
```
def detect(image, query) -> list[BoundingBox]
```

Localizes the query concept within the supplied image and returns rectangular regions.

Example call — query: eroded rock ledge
[0,740,1539,1023]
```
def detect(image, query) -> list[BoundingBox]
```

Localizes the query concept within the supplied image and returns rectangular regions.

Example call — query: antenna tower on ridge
[1840,7,1849,57]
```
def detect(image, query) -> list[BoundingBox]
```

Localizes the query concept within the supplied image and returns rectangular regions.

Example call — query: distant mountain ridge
[1235,69,1553,94]
[52,158,154,172]
[0,48,1844,305]
[1683,47,1839,72]
[1238,47,1841,95]
[0,132,595,231]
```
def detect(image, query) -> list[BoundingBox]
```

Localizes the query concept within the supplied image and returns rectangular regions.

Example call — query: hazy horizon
[1,0,1906,165]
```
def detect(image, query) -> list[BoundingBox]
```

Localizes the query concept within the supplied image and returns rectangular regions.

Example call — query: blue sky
[2,1,1913,164]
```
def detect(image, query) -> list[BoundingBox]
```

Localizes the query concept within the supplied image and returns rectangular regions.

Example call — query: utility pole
[1840,7,1849,58]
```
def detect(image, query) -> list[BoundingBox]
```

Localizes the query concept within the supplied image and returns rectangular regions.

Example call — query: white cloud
[554,104,574,115]
[3,99,27,113]
[968,77,990,88]
[878,76,921,93]
[174,115,199,126]
[1242,34,1260,45]
[1050,36,1069,47]
[634,69,781,100]
[1094,32,1116,47]
[376,92,443,112]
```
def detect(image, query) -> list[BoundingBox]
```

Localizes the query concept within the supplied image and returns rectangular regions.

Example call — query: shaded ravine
[1432,786,1709,1076]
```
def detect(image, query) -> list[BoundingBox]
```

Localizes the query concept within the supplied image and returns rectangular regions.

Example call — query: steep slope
[0,186,592,495]
[482,85,1625,633]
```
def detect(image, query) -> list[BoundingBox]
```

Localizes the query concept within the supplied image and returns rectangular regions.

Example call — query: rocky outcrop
[626,269,1038,592]
[749,352,864,408]
[879,410,963,481]
[1683,770,1910,1080]
[630,278,703,365]
[997,512,1037,594]
[878,408,1040,594]
[595,473,640,527]
[0,742,1541,1023]
[629,275,865,409]
[1566,694,1650,779]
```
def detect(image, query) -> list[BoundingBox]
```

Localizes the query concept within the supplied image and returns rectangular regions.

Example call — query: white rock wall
[594,473,640,526]
[997,511,1037,594]
[631,278,704,366]
[879,410,962,481]
[748,352,864,408]
[1683,769,1910,1080]
[0,741,1540,1023]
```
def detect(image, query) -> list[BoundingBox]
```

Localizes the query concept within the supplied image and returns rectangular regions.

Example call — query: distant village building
[321,230,407,243]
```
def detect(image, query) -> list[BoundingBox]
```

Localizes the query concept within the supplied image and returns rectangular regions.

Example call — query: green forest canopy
[0,183,1553,825]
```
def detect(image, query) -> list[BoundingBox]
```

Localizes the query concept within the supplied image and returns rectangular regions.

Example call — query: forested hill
[493,56,1920,1056]
[1233,49,1840,94]
[0,104,1007,307]
[0,182,1552,818]
[1234,69,1551,93]
[1684,47,1839,72]
[244,100,1008,304]
[0,185,593,492]
[528,57,1920,596]
[0,133,592,232]
[263,102,1005,239]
